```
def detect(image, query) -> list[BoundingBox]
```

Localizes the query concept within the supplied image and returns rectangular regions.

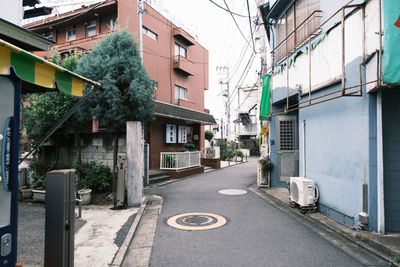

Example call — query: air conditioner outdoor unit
[290,177,317,207]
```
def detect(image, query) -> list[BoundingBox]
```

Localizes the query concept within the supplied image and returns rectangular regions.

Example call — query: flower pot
[21,189,33,199]
[32,189,46,202]
[78,189,92,205]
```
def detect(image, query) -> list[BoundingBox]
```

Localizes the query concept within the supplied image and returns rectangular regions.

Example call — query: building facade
[25,0,214,170]
[260,0,400,233]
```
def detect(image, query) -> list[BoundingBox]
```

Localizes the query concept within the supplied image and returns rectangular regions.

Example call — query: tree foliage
[75,30,154,128]
[22,50,83,142]
[204,130,214,142]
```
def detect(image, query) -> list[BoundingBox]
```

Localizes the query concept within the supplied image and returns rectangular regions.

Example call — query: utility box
[116,154,126,207]
[45,170,75,267]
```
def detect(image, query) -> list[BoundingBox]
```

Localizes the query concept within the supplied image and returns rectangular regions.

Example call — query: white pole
[377,90,385,234]
[302,120,306,178]
[138,0,144,64]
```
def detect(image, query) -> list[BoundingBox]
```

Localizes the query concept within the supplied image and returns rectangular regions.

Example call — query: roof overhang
[154,101,216,125]
[0,38,101,95]
[0,18,53,51]
[262,0,294,22]
[173,28,195,46]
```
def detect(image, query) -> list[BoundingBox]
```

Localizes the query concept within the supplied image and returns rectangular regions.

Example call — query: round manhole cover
[218,189,248,195]
[167,213,227,231]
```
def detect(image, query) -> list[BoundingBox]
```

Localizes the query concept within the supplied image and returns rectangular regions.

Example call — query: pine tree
[76,30,154,199]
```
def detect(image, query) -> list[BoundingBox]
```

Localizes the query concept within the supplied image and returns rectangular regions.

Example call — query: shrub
[233,149,244,158]
[31,172,46,189]
[183,143,196,151]
[259,156,273,176]
[205,130,214,142]
[79,162,112,193]
[164,154,176,168]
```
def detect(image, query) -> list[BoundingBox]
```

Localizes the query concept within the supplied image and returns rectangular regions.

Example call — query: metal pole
[308,36,312,104]
[138,0,144,64]
[341,8,346,95]
[377,90,385,234]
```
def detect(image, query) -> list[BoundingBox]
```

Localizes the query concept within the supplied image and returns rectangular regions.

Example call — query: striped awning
[0,38,100,96]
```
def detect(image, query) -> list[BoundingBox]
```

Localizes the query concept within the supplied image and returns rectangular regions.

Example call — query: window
[66,27,76,41]
[275,0,321,62]
[175,85,187,104]
[174,42,187,58]
[143,26,158,41]
[279,120,295,151]
[86,20,96,37]
[110,17,117,31]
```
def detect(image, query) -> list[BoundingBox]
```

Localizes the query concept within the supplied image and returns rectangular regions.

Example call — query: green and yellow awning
[0,38,100,96]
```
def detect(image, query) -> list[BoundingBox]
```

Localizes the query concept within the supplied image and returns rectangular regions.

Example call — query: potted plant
[259,156,273,186]
[20,185,33,200]
[233,149,244,162]
[31,172,46,202]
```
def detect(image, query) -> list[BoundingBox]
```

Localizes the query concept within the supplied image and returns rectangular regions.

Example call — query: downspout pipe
[302,120,306,178]
[377,0,385,235]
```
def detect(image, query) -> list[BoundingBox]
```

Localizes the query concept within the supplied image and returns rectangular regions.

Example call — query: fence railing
[160,151,200,170]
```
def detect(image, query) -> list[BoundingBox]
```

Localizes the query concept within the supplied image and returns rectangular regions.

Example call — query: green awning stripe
[10,51,35,83]
[55,70,72,95]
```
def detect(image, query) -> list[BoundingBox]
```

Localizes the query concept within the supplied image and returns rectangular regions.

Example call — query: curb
[110,197,148,266]
[248,184,395,266]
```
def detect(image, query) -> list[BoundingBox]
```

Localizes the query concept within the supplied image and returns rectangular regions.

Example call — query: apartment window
[143,26,158,41]
[110,17,117,31]
[275,0,320,62]
[66,27,76,41]
[86,20,96,37]
[175,85,187,104]
[174,42,187,58]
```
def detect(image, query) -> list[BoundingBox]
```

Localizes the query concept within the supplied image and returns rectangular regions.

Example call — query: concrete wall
[298,83,372,227]
[1,0,23,26]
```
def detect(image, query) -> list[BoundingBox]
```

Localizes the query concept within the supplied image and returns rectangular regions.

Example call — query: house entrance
[276,115,299,182]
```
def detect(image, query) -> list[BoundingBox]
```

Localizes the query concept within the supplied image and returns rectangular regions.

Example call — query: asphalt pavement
[146,158,364,267]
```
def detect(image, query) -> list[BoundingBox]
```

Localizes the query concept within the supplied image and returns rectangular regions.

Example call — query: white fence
[160,151,201,170]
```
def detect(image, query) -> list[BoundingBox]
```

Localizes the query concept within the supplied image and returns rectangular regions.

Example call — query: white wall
[0,0,23,26]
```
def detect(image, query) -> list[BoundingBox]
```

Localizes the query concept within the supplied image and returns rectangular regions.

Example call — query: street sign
[261,125,268,135]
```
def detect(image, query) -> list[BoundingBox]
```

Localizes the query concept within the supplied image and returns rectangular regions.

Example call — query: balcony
[173,55,194,76]
[273,10,322,64]
[50,32,111,54]
[173,27,195,46]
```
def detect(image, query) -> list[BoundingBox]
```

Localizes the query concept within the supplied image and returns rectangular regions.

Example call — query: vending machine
[0,72,20,266]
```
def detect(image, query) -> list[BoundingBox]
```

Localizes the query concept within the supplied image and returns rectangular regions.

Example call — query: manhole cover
[167,212,227,231]
[218,189,248,195]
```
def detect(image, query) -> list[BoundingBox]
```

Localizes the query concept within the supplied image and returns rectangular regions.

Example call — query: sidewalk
[74,205,139,266]
[252,186,400,265]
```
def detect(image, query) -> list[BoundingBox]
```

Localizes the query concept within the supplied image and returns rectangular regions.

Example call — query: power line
[208,0,251,18]
[246,0,256,54]
[223,0,255,53]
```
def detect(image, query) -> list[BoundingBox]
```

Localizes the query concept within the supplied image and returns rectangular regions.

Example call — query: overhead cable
[223,0,255,52]
[208,0,252,18]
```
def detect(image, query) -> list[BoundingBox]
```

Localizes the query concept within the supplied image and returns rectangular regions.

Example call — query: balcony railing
[273,10,322,64]
[160,151,200,170]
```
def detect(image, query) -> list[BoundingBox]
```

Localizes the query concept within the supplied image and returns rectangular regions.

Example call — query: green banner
[260,75,270,120]
[383,0,400,84]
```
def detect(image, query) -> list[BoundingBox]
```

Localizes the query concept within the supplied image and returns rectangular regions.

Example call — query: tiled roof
[154,101,216,125]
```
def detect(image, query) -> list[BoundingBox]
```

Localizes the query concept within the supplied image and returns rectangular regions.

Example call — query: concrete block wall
[80,134,126,168]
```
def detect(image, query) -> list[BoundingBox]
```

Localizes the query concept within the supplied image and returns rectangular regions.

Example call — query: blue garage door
[383,90,400,232]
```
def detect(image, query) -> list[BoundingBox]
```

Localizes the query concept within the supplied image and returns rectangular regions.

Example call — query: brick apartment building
[24,0,215,170]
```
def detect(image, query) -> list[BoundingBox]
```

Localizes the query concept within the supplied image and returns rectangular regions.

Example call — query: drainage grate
[167,212,227,231]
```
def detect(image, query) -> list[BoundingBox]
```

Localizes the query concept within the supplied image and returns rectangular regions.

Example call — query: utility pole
[138,0,144,64]
[217,66,230,139]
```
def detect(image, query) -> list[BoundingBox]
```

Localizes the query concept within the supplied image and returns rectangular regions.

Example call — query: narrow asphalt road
[147,159,364,267]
